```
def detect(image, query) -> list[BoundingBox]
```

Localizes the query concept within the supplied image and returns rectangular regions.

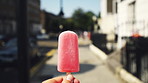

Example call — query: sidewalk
[80,36,143,83]
[89,44,143,83]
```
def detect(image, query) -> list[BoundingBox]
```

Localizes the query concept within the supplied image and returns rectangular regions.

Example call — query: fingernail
[66,74,73,81]
[74,79,80,83]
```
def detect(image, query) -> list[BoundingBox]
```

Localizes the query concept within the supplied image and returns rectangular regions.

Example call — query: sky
[41,0,100,18]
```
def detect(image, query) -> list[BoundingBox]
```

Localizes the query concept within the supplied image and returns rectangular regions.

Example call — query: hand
[42,74,80,83]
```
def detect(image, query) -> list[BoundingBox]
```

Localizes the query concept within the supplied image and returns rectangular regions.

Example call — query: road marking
[46,49,56,57]
[30,49,56,77]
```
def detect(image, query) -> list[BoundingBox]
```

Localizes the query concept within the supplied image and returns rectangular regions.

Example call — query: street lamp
[59,24,63,30]
[92,16,98,33]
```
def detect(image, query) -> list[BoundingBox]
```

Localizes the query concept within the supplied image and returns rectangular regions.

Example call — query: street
[0,38,124,83]
[31,44,123,83]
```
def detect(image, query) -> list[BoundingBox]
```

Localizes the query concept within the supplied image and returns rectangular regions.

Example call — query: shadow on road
[31,63,96,82]
[78,64,96,74]
[79,44,90,47]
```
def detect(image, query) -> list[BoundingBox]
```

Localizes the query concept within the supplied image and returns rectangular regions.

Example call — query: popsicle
[57,31,79,73]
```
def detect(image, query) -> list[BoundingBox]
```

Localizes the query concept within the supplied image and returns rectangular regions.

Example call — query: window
[115,2,118,13]
[107,0,113,13]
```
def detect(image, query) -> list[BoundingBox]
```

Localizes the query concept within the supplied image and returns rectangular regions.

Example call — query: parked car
[37,34,50,40]
[0,37,40,68]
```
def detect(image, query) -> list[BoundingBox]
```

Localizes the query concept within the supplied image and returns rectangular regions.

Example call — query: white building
[115,0,148,48]
[99,0,115,34]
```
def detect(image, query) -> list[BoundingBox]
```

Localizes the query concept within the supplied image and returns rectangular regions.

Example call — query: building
[115,1,148,82]
[99,0,115,34]
[0,0,41,35]
[28,0,41,35]
[40,10,63,33]
[99,0,117,51]
[115,0,148,48]
[0,0,17,35]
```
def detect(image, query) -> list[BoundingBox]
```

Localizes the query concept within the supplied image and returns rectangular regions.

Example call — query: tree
[62,18,75,30]
[72,8,95,31]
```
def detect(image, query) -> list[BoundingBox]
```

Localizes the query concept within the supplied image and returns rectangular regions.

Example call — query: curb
[30,49,56,78]
[118,68,143,83]
[89,44,107,61]
[78,38,92,45]
[30,56,47,78]
[89,44,143,83]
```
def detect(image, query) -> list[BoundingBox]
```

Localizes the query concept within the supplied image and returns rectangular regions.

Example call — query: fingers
[63,74,80,83]
[74,79,80,83]
[42,75,80,83]
[62,74,74,83]
[42,76,63,83]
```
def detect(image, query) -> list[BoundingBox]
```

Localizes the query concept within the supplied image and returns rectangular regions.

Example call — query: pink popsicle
[58,31,79,73]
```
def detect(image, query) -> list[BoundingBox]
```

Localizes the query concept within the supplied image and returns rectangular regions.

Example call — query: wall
[100,0,115,34]
[136,0,148,36]
[116,0,148,48]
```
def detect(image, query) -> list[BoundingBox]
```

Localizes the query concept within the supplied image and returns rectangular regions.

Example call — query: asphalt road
[31,45,123,83]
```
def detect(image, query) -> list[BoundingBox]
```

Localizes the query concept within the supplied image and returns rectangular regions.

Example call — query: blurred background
[0,0,148,83]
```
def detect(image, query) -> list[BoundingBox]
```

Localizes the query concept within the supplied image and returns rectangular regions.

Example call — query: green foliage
[61,18,75,31]
[71,8,95,31]
[97,12,101,18]
[44,8,97,33]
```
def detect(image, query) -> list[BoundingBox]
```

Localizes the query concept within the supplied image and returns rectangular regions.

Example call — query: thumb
[62,74,74,83]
